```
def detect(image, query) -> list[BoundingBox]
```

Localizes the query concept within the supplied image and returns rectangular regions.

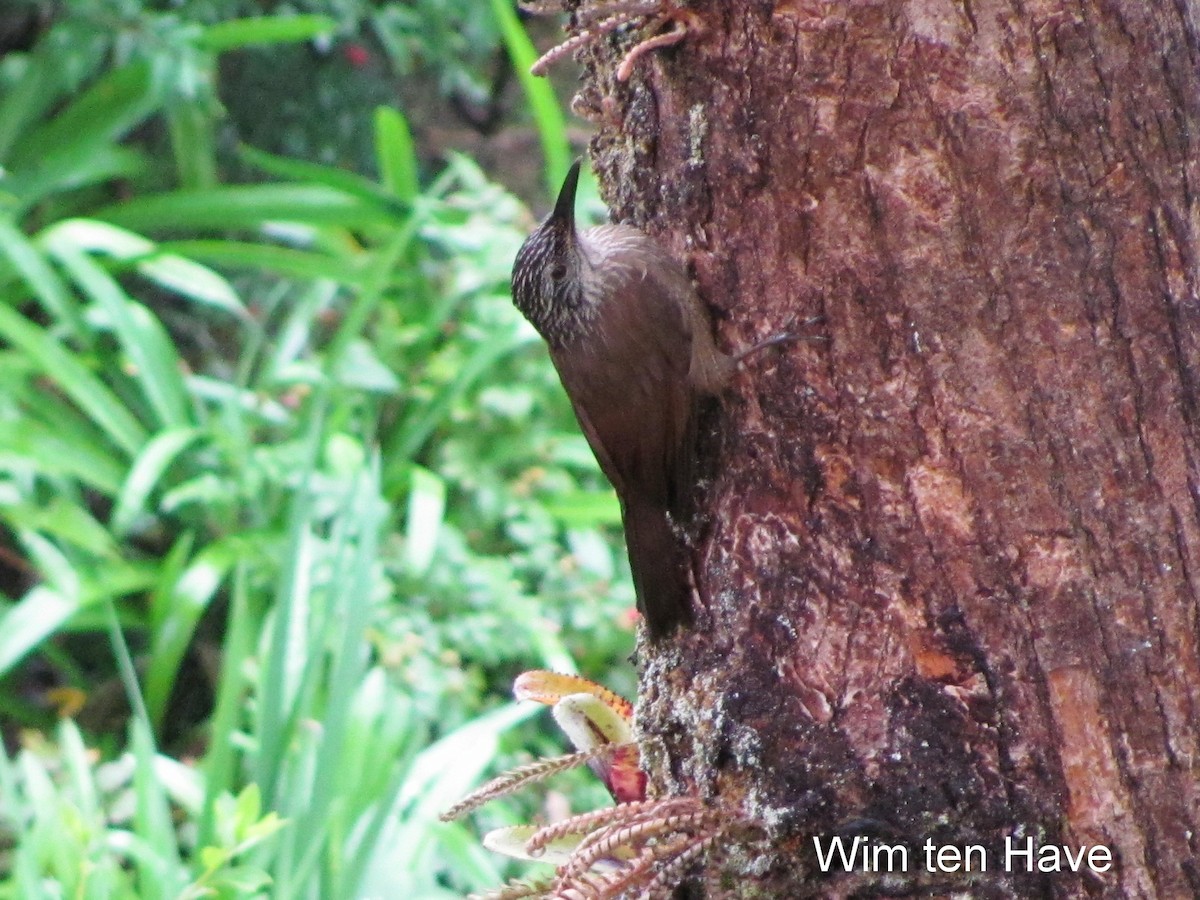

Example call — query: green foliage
[487,0,571,194]
[0,2,632,897]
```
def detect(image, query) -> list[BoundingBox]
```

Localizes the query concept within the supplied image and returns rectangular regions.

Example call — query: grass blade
[97,184,405,233]
[0,303,147,457]
[160,238,370,285]
[199,15,336,52]
[0,217,88,340]
[239,143,400,208]
[145,538,236,730]
[45,236,190,431]
[198,564,260,848]
[374,107,419,203]
[8,61,158,173]
[488,0,571,194]
[0,586,78,676]
[167,100,218,189]
[111,427,203,536]
[0,45,63,163]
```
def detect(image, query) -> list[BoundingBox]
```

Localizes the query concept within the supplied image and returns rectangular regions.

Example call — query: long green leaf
[167,98,218,189]
[9,61,159,173]
[111,427,203,536]
[0,303,147,457]
[374,107,419,203]
[238,144,400,209]
[0,216,87,340]
[255,479,319,799]
[0,410,126,496]
[404,466,445,575]
[198,565,260,848]
[5,144,148,211]
[45,238,190,431]
[57,720,100,821]
[145,539,236,730]
[0,586,78,676]
[97,184,404,232]
[41,218,246,317]
[0,47,60,164]
[199,15,336,51]
[391,703,536,863]
[105,604,185,899]
[288,466,385,884]
[160,239,370,285]
[488,0,571,194]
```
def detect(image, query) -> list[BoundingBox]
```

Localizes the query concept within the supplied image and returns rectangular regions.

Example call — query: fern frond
[441,747,612,822]
[525,797,696,855]
[468,873,554,900]
[563,808,719,880]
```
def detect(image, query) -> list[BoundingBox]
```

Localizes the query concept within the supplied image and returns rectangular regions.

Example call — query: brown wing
[547,249,700,637]
[549,290,695,513]
[550,331,697,639]
[544,223,725,636]
[550,225,704,514]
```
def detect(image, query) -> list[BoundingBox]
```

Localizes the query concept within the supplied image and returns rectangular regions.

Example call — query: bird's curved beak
[551,159,582,228]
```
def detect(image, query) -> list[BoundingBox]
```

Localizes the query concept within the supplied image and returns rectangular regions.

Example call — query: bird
[511,159,737,640]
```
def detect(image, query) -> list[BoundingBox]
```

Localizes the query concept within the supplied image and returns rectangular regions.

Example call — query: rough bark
[575,1,1200,896]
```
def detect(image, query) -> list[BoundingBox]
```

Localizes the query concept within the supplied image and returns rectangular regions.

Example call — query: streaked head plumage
[511,160,590,346]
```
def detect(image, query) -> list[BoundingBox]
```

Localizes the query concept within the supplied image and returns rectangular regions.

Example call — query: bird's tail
[622,498,694,640]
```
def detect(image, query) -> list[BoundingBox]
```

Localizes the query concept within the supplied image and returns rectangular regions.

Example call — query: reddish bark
[575,1,1200,896]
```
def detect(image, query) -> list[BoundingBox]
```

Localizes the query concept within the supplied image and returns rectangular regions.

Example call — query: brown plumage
[511,161,734,639]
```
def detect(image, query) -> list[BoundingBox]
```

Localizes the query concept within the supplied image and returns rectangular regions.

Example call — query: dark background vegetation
[0,1,626,896]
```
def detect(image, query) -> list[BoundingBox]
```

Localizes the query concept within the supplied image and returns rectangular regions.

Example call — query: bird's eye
[550,263,566,281]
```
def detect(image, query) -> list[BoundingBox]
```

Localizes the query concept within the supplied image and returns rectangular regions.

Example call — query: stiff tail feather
[622,498,693,640]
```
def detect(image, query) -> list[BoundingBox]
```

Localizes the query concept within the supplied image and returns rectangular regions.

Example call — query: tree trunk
[579,1,1200,896]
